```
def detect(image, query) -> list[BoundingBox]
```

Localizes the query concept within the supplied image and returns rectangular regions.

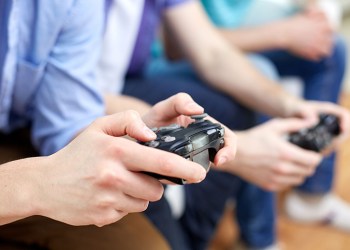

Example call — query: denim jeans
[123,36,347,249]
[235,36,347,248]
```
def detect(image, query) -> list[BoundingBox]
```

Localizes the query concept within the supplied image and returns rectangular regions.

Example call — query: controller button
[161,136,176,142]
[146,141,160,148]
[191,113,208,122]
[207,129,217,135]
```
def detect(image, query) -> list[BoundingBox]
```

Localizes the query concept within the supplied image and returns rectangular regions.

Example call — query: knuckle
[273,164,288,175]
[106,141,126,159]
[97,167,122,187]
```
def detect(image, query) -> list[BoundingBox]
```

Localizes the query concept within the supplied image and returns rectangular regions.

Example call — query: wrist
[270,20,291,50]
[0,157,48,224]
[280,94,305,118]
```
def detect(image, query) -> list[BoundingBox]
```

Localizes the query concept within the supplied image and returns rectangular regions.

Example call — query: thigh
[0,214,169,250]
[261,36,347,102]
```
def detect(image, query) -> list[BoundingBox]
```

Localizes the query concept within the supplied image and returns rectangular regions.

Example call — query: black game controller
[289,114,340,152]
[140,113,225,184]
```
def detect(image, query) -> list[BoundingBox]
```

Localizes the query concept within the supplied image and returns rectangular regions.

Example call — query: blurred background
[209,2,350,250]
[341,0,350,92]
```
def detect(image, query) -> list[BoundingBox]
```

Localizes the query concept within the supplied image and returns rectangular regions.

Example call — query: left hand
[142,92,237,168]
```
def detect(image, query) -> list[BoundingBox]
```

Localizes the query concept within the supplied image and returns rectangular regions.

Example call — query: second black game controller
[140,113,225,184]
[289,114,340,152]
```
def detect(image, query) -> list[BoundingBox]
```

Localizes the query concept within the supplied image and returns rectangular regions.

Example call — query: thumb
[152,93,204,120]
[92,111,156,141]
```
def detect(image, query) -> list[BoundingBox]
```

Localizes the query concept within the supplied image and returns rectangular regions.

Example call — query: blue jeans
[236,37,347,248]
[124,36,347,249]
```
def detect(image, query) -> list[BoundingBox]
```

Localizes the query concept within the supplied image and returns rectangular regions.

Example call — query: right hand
[221,118,322,191]
[281,10,333,61]
[36,111,206,226]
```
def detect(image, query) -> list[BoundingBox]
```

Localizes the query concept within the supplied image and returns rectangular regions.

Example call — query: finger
[105,164,165,202]
[283,142,322,167]
[213,128,236,167]
[272,161,316,178]
[273,174,306,189]
[310,102,350,134]
[151,93,204,121]
[117,138,207,183]
[114,194,150,213]
[94,209,128,227]
[93,111,156,141]
[268,118,315,134]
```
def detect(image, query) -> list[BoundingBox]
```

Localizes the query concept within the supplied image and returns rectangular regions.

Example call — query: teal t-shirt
[201,0,253,28]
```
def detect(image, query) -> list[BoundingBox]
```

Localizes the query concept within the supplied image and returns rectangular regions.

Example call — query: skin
[139,1,350,191]
[0,94,237,227]
[219,7,334,61]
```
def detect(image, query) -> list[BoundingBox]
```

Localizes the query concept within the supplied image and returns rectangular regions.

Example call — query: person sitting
[100,0,350,249]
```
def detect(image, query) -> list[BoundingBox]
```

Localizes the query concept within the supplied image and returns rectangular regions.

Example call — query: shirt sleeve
[31,0,105,155]
[163,0,193,9]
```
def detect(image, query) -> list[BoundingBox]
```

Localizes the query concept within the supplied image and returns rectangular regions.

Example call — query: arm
[0,95,211,226]
[0,157,47,225]
[219,10,334,61]
[163,1,304,118]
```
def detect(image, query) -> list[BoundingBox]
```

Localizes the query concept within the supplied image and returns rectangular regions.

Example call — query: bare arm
[0,157,47,225]
[163,1,302,118]
[220,10,333,61]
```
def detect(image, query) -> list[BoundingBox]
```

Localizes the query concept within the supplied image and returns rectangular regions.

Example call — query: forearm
[220,22,288,53]
[0,157,46,225]
[164,1,300,117]
[194,42,299,117]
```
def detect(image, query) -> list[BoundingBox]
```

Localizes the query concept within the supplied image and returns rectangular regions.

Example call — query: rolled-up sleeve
[31,0,105,155]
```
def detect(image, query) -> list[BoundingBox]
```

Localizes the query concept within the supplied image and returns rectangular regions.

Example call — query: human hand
[142,92,237,176]
[284,100,350,152]
[281,10,333,61]
[142,92,204,128]
[37,111,206,226]
[220,118,322,191]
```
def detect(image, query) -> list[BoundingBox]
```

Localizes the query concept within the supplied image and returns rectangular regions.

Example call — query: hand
[142,92,205,128]
[220,118,322,191]
[36,111,206,226]
[284,100,350,152]
[142,92,237,171]
[281,10,333,61]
